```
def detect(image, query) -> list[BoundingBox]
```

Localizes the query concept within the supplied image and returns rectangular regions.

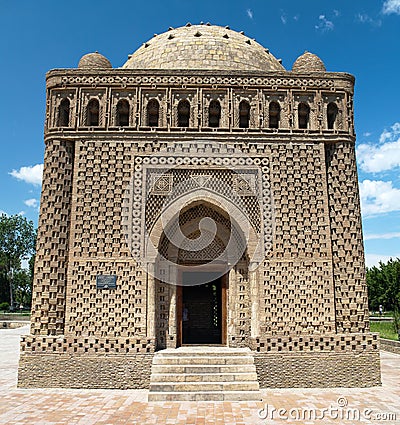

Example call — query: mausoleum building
[18,24,381,392]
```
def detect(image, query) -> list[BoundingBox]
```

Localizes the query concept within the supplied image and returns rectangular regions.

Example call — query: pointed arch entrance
[161,202,236,346]
[158,201,239,348]
[145,191,261,350]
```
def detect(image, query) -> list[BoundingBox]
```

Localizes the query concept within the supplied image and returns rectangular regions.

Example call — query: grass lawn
[0,312,30,321]
[370,321,398,340]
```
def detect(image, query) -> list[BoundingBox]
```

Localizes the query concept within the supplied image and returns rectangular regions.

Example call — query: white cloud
[357,140,400,172]
[280,11,299,25]
[9,164,43,186]
[365,253,400,268]
[356,13,382,26]
[364,232,400,240]
[380,122,400,143]
[246,9,253,19]
[0,210,8,216]
[382,0,400,14]
[363,132,372,137]
[333,9,340,17]
[357,13,370,23]
[357,123,400,173]
[315,15,334,32]
[24,198,39,209]
[359,179,400,217]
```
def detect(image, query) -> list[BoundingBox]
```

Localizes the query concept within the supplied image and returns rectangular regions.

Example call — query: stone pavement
[0,326,399,424]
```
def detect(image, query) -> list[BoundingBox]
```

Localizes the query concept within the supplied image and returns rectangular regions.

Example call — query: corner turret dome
[123,24,285,72]
[292,51,326,73]
[78,52,112,69]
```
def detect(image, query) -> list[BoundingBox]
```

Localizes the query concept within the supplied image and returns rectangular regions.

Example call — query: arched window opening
[116,99,130,127]
[298,102,310,129]
[208,100,221,128]
[239,100,250,128]
[178,100,190,127]
[327,102,338,129]
[269,101,280,129]
[147,99,159,127]
[87,99,100,126]
[58,98,70,127]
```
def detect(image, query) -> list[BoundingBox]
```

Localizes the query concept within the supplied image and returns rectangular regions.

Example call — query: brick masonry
[18,354,153,389]
[255,351,381,388]
[380,338,400,355]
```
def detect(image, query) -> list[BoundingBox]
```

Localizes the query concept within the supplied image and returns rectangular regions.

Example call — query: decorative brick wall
[30,140,74,336]
[18,354,153,389]
[326,142,370,333]
[255,350,381,388]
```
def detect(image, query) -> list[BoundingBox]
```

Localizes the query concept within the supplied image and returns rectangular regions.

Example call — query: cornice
[46,69,355,92]
[44,130,356,145]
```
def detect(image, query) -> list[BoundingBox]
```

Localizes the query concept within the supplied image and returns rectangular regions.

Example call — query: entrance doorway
[178,271,226,345]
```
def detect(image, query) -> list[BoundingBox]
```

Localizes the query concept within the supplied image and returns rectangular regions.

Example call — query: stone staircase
[148,346,261,401]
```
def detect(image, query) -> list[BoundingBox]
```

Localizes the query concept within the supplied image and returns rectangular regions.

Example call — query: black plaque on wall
[96,275,117,289]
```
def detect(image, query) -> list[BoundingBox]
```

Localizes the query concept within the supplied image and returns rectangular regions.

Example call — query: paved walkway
[0,326,399,424]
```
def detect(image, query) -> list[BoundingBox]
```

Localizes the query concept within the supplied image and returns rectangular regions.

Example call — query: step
[150,372,258,382]
[148,390,262,402]
[152,355,254,365]
[148,347,261,402]
[149,381,260,392]
[151,364,256,374]
[156,347,252,356]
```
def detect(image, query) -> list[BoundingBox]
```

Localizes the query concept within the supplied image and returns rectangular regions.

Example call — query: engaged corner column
[228,266,238,344]
[249,262,260,339]
[167,264,178,348]
[146,262,156,341]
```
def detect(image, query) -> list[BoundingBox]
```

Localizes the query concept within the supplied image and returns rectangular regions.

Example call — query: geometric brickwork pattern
[145,167,262,233]
[158,204,235,263]
[135,158,269,258]
[260,143,335,340]
[29,140,74,337]
[24,138,373,354]
[326,142,370,334]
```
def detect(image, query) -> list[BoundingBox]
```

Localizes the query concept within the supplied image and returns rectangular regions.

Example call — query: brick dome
[123,24,285,72]
[78,52,112,69]
[292,51,326,73]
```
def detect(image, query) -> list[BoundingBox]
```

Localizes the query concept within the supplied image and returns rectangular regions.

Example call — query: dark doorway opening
[180,272,225,345]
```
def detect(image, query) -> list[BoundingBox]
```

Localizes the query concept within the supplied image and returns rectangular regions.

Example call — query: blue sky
[0,0,399,267]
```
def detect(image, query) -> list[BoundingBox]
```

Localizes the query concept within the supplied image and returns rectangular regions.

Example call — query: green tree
[0,214,36,310]
[366,265,386,312]
[13,269,33,307]
[367,258,400,312]
[366,258,400,337]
